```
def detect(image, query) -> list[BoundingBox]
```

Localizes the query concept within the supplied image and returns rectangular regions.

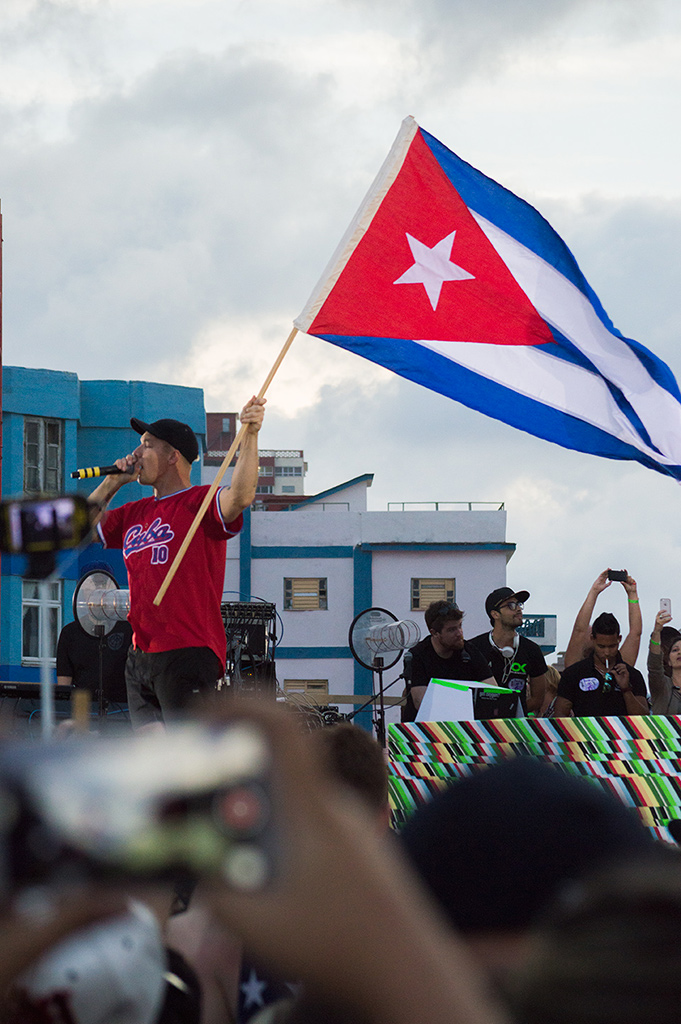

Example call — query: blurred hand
[0,889,126,996]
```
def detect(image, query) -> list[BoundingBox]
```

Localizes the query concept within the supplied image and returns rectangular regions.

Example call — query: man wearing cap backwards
[468,587,548,719]
[88,396,265,728]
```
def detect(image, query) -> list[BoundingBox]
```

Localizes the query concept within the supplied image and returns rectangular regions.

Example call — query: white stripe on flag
[418,337,676,467]
[471,212,681,465]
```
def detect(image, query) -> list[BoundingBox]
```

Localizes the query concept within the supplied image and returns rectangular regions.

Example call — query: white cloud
[0,0,679,663]
[162,315,396,414]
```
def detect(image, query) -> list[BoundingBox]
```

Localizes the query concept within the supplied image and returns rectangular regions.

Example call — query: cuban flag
[294,116,681,482]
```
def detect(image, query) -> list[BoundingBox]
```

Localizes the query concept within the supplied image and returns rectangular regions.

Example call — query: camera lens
[215,784,269,837]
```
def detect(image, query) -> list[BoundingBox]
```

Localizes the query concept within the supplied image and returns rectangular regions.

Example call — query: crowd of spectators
[3,700,681,1024]
[4,567,681,1023]
[402,569,678,721]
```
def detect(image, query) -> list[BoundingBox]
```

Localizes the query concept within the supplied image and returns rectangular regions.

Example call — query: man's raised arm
[564,570,611,668]
[219,396,266,524]
[620,574,642,666]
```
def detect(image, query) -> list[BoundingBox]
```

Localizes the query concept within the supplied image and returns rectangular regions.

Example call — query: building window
[283,679,329,697]
[284,577,328,610]
[222,417,231,433]
[281,485,295,493]
[22,579,62,664]
[411,577,456,611]
[275,466,302,477]
[256,485,273,494]
[259,465,274,477]
[24,417,63,493]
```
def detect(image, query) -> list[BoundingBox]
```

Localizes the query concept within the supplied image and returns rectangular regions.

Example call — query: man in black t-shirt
[554,612,649,718]
[56,619,132,704]
[402,601,495,722]
[469,587,548,719]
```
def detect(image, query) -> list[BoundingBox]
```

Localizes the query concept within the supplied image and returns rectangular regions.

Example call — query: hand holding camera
[0,722,275,899]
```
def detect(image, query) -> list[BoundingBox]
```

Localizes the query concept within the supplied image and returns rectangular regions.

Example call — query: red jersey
[98,485,242,667]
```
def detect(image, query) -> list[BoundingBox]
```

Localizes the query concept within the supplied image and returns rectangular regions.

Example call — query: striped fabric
[388,715,681,842]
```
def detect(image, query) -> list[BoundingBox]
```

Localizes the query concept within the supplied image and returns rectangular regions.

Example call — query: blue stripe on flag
[537,330,661,454]
[319,332,681,481]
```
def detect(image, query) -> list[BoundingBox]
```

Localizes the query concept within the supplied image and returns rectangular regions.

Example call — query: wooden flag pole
[153,326,299,606]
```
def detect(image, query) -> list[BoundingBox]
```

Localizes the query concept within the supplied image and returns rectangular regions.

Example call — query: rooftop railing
[387,501,505,511]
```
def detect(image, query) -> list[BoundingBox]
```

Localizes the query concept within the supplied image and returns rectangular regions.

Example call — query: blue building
[1,364,557,705]
[1,365,206,683]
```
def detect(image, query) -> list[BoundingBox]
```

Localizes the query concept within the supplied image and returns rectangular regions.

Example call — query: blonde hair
[544,665,561,695]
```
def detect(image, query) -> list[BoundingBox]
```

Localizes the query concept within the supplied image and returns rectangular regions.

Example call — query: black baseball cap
[485,586,530,616]
[130,418,199,464]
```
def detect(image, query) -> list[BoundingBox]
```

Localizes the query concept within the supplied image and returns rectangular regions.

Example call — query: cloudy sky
[1,0,680,659]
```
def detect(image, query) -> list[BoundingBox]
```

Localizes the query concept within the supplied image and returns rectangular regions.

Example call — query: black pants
[125,645,222,728]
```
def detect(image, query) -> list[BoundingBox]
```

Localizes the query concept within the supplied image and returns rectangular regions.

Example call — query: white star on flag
[393,230,474,310]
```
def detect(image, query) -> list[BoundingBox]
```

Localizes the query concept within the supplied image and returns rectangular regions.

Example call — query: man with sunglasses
[553,612,649,718]
[469,587,548,719]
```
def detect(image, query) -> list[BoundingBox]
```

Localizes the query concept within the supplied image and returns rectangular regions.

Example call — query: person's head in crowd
[508,854,681,1024]
[485,587,529,629]
[539,664,561,715]
[424,600,464,654]
[399,758,654,984]
[6,902,170,1024]
[661,626,681,673]
[312,723,390,830]
[590,612,621,666]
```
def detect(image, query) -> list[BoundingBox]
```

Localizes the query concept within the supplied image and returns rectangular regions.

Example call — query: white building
[222,473,520,726]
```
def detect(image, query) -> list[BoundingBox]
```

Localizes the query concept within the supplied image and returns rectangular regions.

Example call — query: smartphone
[661,598,672,616]
[0,722,275,896]
[607,569,628,582]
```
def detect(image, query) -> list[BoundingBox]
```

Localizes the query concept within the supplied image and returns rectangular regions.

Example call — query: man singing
[88,396,265,728]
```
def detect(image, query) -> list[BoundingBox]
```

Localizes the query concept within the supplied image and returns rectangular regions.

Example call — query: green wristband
[628,598,639,603]
[650,638,661,646]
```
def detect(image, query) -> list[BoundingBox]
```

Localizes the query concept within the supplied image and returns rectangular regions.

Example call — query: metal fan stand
[348,608,419,746]
[73,569,130,719]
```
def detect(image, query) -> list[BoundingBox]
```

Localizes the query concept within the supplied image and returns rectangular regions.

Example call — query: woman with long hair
[648,609,681,714]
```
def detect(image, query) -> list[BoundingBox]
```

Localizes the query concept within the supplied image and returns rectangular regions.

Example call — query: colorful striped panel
[388,716,681,844]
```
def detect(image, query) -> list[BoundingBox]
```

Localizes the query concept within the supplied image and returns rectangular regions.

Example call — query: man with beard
[402,601,494,722]
[469,587,548,719]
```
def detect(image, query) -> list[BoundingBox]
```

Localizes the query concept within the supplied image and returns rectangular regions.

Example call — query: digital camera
[0,722,275,896]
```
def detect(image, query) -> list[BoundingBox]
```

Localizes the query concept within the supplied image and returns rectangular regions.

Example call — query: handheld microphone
[70,465,125,480]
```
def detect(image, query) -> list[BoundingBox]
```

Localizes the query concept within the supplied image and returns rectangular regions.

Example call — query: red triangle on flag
[308,130,555,346]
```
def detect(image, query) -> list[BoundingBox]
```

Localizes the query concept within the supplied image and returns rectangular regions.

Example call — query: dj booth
[388,714,681,842]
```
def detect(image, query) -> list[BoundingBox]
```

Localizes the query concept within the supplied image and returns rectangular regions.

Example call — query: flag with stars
[237,960,299,1023]
[294,116,681,482]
